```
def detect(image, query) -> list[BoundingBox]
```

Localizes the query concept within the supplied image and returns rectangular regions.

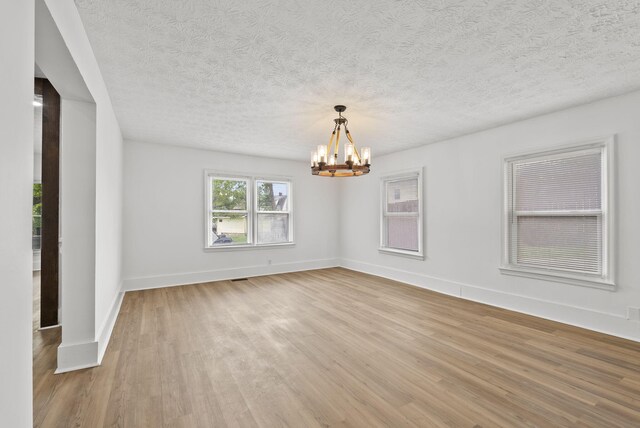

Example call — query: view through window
[207,174,292,248]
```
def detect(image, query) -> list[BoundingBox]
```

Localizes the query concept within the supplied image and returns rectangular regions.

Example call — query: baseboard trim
[56,340,99,374]
[55,362,99,374]
[97,286,124,364]
[123,258,340,291]
[340,258,640,342]
[38,324,61,331]
[56,284,124,373]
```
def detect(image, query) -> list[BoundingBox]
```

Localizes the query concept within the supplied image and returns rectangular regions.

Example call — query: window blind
[510,149,603,275]
[382,175,420,253]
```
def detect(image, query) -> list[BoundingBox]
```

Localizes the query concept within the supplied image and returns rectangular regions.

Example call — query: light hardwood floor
[34,268,640,427]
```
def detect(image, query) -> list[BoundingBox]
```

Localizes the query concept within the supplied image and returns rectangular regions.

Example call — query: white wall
[0,0,34,425]
[123,140,339,290]
[94,100,124,359]
[58,99,98,370]
[34,154,42,182]
[38,0,124,371]
[341,90,640,341]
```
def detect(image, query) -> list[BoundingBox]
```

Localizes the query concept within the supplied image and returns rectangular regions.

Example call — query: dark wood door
[35,78,60,328]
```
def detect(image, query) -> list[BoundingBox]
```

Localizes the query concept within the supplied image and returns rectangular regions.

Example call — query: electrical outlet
[627,307,640,321]
[267,259,272,265]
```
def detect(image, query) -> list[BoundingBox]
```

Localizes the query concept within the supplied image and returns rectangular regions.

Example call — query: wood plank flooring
[33,268,640,427]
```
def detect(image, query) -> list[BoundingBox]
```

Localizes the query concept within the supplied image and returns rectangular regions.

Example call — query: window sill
[499,265,615,291]
[379,247,424,260]
[204,242,295,252]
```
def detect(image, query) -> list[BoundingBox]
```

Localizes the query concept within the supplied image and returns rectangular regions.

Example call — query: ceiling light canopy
[311,105,370,177]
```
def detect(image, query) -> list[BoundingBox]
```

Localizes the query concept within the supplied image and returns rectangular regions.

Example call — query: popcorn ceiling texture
[74,0,640,160]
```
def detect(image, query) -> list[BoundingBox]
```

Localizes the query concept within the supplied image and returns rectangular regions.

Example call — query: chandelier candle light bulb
[361,147,371,165]
[317,145,327,164]
[311,105,371,177]
[345,143,354,163]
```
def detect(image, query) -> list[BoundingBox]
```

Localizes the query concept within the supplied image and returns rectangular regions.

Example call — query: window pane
[257,213,289,244]
[515,216,601,274]
[33,183,42,250]
[515,152,601,211]
[386,216,419,252]
[211,213,248,245]
[211,178,247,210]
[257,181,289,211]
[387,178,418,213]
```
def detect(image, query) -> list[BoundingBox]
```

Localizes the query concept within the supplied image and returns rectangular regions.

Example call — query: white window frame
[379,168,424,259]
[206,174,252,248]
[500,137,615,290]
[254,178,294,245]
[204,171,294,250]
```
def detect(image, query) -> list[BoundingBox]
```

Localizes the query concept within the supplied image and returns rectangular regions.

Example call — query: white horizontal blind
[510,149,603,275]
[382,174,420,253]
[516,216,601,272]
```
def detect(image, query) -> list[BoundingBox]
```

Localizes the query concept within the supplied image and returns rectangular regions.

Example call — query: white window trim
[254,177,294,246]
[500,137,616,290]
[379,168,424,260]
[203,171,294,251]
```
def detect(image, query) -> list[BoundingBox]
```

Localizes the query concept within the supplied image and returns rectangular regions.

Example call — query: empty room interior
[3,0,640,427]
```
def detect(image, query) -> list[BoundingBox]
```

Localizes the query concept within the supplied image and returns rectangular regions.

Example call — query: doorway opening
[33,76,60,331]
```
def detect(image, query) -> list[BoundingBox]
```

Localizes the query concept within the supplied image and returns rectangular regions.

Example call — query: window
[501,139,614,289]
[380,169,423,259]
[33,183,42,251]
[205,172,293,248]
[209,176,250,246]
[256,180,290,244]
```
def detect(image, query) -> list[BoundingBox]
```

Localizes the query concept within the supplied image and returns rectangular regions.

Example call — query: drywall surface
[40,0,124,368]
[340,90,640,341]
[93,102,124,346]
[0,0,34,425]
[122,141,339,289]
[34,155,42,182]
[59,99,97,358]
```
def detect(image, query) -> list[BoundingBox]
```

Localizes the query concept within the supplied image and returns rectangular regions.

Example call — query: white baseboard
[56,340,99,374]
[340,258,640,342]
[56,284,124,373]
[97,285,124,364]
[123,258,340,292]
[38,324,60,331]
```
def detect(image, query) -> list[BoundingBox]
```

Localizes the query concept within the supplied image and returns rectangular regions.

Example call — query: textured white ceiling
[75,0,640,160]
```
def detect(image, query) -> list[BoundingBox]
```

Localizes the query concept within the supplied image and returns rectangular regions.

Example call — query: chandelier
[310,105,371,177]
